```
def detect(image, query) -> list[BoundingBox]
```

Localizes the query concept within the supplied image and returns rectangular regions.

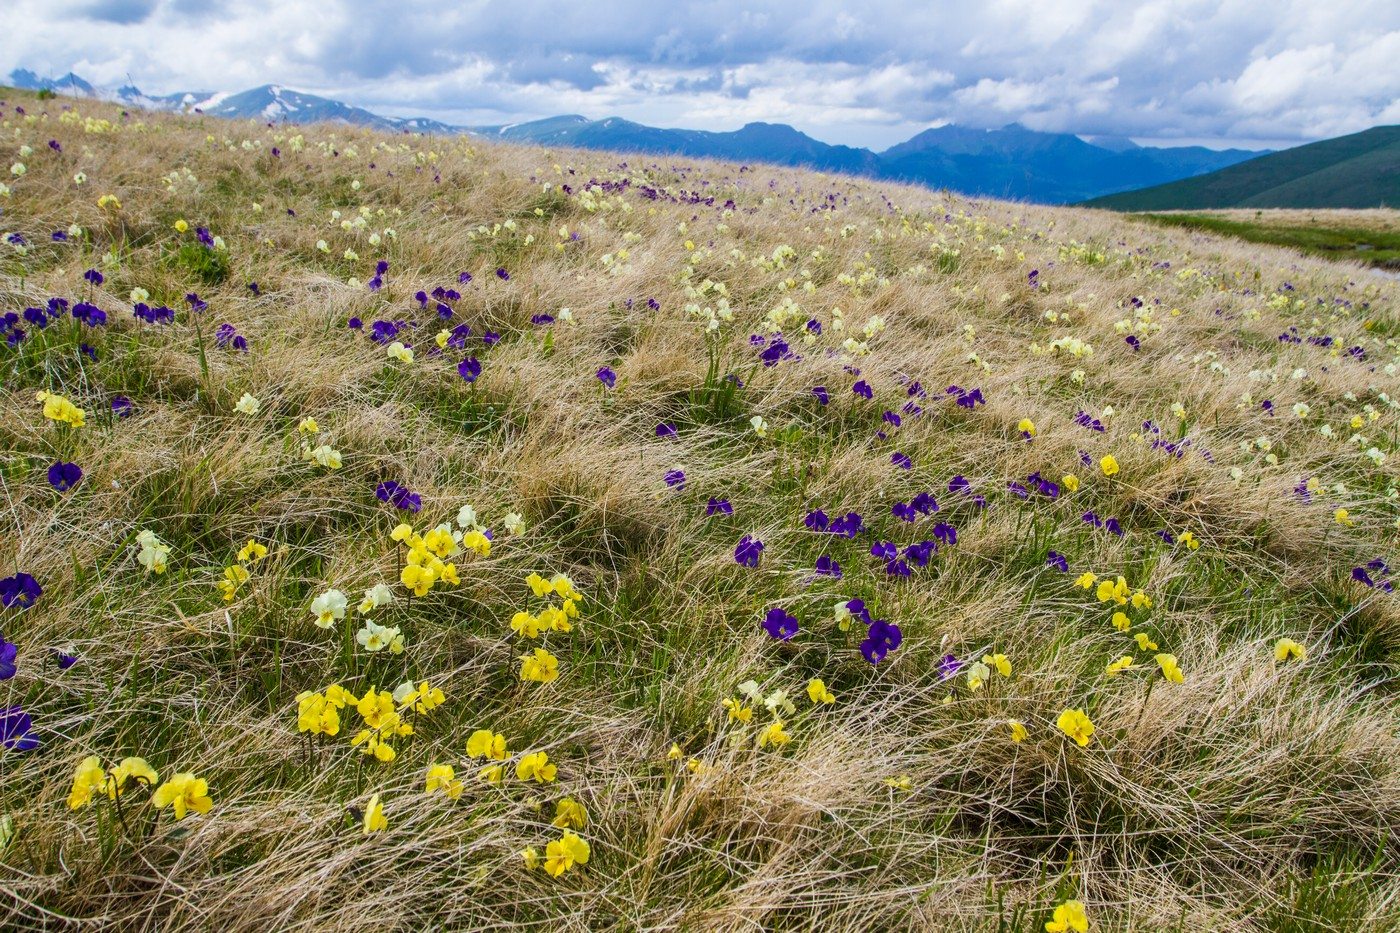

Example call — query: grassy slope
[1,91,1400,931]
[1082,126,1400,211]
[1131,212,1400,269]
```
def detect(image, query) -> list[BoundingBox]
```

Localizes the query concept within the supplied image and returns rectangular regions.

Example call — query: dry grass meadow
[2,89,1400,931]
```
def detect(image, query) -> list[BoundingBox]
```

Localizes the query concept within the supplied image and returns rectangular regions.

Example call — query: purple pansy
[762,607,799,641]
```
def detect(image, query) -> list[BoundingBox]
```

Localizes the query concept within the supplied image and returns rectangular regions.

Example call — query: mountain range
[8,68,1268,204]
[1083,125,1400,210]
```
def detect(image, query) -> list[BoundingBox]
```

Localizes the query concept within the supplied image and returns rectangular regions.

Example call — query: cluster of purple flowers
[215,323,248,351]
[1082,512,1124,536]
[133,302,176,325]
[1352,559,1394,592]
[892,492,938,522]
[375,481,422,513]
[756,334,795,367]
[367,260,389,292]
[804,509,864,537]
[946,385,986,409]
[1074,410,1106,432]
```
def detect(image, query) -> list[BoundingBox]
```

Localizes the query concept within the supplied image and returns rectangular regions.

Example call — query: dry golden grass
[1,89,1399,931]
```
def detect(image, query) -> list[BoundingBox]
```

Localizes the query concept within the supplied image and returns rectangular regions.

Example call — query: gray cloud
[5,0,1399,148]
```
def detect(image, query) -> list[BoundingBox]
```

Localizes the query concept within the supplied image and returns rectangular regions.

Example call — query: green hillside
[1084,126,1400,210]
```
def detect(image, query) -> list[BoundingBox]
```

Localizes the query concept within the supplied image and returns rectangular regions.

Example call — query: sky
[6,0,1400,151]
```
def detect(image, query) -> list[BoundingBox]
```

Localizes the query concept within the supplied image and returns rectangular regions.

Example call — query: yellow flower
[526,572,554,597]
[1178,531,1200,550]
[1017,418,1036,437]
[174,219,189,233]
[400,562,437,596]
[806,678,835,704]
[296,691,341,736]
[543,830,590,877]
[237,540,268,563]
[521,846,541,870]
[1007,720,1028,743]
[552,797,588,830]
[1061,474,1079,492]
[1130,591,1152,609]
[516,751,558,784]
[97,194,122,210]
[519,647,560,683]
[511,610,543,638]
[1110,611,1130,632]
[108,757,159,799]
[721,698,753,724]
[1045,899,1088,933]
[477,764,506,785]
[467,729,509,761]
[297,417,319,435]
[67,756,107,810]
[1155,653,1185,684]
[667,744,683,761]
[362,793,387,834]
[1274,638,1307,662]
[1133,632,1158,652]
[883,775,913,790]
[151,773,213,820]
[757,720,791,749]
[1105,656,1135,677]
[1056,708,1095,747]
[425,764,464,800]
[387,342,414,363]
[1074,572,1097,589]
[1099,454,1119,477]
[1334,508,1354,527]
[983,653,1011,677]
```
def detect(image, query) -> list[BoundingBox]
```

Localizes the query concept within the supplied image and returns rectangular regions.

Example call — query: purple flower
[1047,551,1069,572]
[196,227,215,248]
[860,619,903,664]
[53,650,78,670]
[762,607,799,641]
[459,271,474,284]
[496,267,510,280]
[111,396,134,417]
[706,498,733,516]
[655,422,677,438]
[248,282,261,296]
[186,292,208,313]
[759,336,792,366]
[664,469,686,490]
[891,452,912,470]
[853,380,873,399]
[937,653,961,681]
[84,268,104,286]
[458,357,482,383]
[530,313,555,326]
[946,385,986,409]
[0,637,16,680]
[815,555,842,579]
[870,541,897,562]
[215,323,248,351]
[734,535,764,567]
[47,461,82,492]
[596,367,616,389]
[811,386,829,405]
[72,302,107,326]
[932,523,957,546]
[0,706,39,751]
[0,573,41,610]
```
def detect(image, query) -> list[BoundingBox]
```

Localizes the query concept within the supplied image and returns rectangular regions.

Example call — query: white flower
[456,504,479,530]
[356,619,402,653]
[503,512,526,535]
[750,415,769,438]
[386,341,413,363]
[135,530,172,574]
[72,172,86,185]
[235,393,261,415]
[357,583,395,614]
[1292,402,1310,419]
[310,589,347,628]
[308,444,342,469]
[9,163,26,177]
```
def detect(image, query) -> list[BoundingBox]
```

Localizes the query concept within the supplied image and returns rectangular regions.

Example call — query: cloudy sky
[6,0,1400,150]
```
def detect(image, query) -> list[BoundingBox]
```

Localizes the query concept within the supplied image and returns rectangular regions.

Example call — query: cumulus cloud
[3,0,1397,148]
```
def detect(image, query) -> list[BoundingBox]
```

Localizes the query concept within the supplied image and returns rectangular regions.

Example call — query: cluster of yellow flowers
[216,539,267,601]
[517,573,583,684]
[296,416,343,470]
[390,520,478,597]
[36,390,86,428]
[68,755,212,821]
[717,677,837,752]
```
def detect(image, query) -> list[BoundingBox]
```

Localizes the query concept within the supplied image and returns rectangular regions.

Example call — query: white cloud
[2,0,1398,148]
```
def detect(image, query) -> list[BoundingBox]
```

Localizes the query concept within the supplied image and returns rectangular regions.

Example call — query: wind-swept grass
[1,89,1399,931]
